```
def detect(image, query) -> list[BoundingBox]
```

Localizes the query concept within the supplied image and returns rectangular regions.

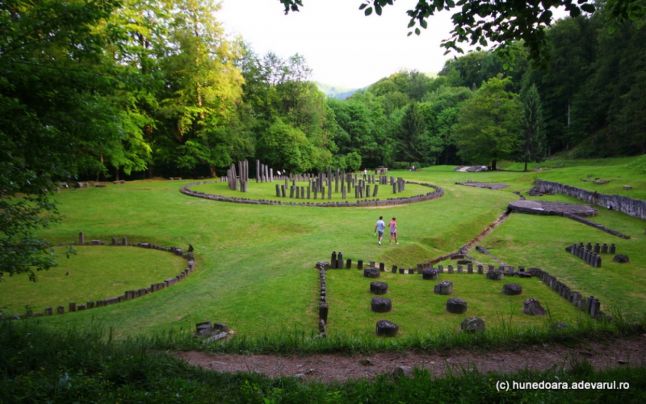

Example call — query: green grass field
[326,271,588,339]
[500,155,646,199]
[4,157,643,348]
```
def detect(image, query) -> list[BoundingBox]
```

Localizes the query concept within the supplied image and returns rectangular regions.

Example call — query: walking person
[374,216,385,246]
[389,217,398,244]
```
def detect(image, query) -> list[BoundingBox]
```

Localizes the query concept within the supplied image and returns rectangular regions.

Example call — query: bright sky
[218,0,455,89]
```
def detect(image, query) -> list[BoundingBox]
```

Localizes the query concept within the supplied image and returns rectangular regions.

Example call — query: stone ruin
[523,298,546,316]
[313,248,610,337]
[446,298,468,314]
[613,254,630,263]
[434,280,453,295]
[508,200,597,217]
[461,317,485,333]
[195,321,232,343]
[532,180,646,220]
[376,319,399,337]
[182,179,444,208]
[565,243,605,268]
[456,181,508,190]
[370,281,388,295]
[455,165,488,172]
[502,283,523,295]
[9,234,196,320]
[225,160,250,192]
[271,170,399,201]
[371,297,392,313]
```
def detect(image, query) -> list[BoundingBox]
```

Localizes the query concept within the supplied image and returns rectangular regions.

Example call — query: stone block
[523,298,546,315]
[370,281,388,295]
[461,317,485,333]
[371,297,392,312]
[376,320,399,337]
[363,267,380,278]
[434,281,453,295]
[446,298,467,314]
[502,283,523,295]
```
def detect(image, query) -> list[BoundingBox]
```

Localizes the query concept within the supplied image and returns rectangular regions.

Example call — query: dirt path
[176,335,646,382]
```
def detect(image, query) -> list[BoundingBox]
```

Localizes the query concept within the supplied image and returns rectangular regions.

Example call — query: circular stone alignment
[180,180,443,208]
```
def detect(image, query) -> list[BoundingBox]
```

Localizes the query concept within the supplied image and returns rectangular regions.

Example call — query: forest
[1,0,645,184]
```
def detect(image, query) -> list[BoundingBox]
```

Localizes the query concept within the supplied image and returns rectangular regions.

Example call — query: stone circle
[181,180,444,208]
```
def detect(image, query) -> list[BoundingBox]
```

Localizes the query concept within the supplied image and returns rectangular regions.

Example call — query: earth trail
[177,335,646,382]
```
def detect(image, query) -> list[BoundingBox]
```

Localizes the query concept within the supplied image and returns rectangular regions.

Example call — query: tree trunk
[115,166,120,181]
[524,158,528,172]
[209,165,216,178]
[491,160,497,171]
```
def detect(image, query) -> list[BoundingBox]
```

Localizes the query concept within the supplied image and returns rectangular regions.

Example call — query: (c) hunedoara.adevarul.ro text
[495,380,630,392]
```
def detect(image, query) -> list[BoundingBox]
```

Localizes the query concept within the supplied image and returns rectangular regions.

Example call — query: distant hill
[316,82,361,100]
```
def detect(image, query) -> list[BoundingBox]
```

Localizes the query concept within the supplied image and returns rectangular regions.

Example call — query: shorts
[390,231,397,235]
[377,231,384,237]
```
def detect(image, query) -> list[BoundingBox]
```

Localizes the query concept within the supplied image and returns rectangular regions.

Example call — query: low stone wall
[529,268,605,319]
[533,180,646,220]
[565,243,602,268]
[180,180,444,208]
[316,264,328,337]
[9,236,196,320]
[563,213,631,239]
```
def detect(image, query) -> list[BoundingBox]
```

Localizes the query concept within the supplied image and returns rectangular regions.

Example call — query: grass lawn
[326,270,588,339]
[500,155,646,199]
[0,246,186,315]
[12,156,643,347]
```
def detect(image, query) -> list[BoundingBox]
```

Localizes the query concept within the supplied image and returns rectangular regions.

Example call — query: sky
[218,0,456,89]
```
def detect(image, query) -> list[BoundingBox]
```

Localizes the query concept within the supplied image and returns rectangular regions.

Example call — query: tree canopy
[453,76,522,170]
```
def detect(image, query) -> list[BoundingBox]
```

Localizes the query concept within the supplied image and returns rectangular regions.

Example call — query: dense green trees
[1,0,122,278]
[453,77,522,170]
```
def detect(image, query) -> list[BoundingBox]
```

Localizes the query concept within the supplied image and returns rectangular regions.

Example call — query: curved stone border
[180,180,443,208]
[533,180,646,220]
[6,237,196,320]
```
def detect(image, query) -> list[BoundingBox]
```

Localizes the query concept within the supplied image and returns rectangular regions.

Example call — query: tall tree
[520,84,546,171]
[155,0,243,176]
[453,76,522,170]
